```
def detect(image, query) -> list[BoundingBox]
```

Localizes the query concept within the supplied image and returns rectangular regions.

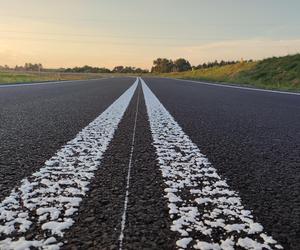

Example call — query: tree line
[1,58,253,74]
[151,58,192,73]
[60,65,149,73]
[0,63,43,71]
[151,58,253,73]
[1,63,149,74]
[64,65,149,73]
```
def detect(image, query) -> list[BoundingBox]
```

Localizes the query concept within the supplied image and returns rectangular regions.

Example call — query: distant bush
[191,60,253,70]
[64,65,111,73]
[112,66,149,73]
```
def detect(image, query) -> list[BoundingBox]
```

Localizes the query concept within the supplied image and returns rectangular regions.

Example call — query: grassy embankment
[0,71,116,84]
[159,54,300,91]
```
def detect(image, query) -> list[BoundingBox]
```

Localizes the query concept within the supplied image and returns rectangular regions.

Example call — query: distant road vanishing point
[0,77,299,249]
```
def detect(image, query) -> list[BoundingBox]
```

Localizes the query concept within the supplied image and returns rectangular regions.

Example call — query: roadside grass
[0,71,115,84]
[157,54,300,91]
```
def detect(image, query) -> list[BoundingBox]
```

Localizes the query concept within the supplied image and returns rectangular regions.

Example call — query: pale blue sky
[0,0,299,68]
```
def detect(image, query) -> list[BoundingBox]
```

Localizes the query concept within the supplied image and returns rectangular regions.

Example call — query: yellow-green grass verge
[0,71,116,84]
[158,54,300,91]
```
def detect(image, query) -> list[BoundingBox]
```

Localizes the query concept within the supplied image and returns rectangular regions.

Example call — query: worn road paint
[0,79,138,250]
[141,78,282,250]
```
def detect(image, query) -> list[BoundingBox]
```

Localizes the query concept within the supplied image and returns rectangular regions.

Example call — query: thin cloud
[182,39,300,63]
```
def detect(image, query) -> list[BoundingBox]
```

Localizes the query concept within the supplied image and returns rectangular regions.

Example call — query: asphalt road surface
[0,77,299,250]
[0,78,133,201]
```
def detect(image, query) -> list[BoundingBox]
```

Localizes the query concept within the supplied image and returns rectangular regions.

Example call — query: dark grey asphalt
[1,77,299,249]
[63,85,176,250]
[144,77,300,249]
[0,78,133,201]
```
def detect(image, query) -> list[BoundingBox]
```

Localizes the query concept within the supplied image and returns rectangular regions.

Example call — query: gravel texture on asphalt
[142,79,282,249]
[63,84,176,250]
[0,78,133,201]
[144,77,300,249]
[0,80,138,249]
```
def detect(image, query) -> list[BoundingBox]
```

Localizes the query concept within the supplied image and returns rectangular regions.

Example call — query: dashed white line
[0,79,138,250]
[118,82,140,250]
[141,78,283,250]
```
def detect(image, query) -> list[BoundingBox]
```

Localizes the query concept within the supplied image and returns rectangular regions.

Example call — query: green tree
[113,66,124,73]
[151,58,174,73]
[173,58,192,72]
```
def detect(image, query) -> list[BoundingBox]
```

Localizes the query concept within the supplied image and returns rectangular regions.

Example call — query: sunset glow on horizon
[0,0,300,69]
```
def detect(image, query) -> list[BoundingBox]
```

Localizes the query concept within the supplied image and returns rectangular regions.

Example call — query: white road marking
[166,77,300,96]
[0,79,138,250]
[118,85,140,250]
[141,78,283,250]
[0,78,109,88]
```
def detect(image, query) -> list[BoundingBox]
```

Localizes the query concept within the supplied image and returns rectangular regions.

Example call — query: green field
[0,71,114,84]
[158,54,300,91]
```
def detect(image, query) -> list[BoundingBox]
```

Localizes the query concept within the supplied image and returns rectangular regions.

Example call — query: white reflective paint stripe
[0,78,138,250]
[166,77,300,96]
[141,78,283,250]
[118,87,140,250]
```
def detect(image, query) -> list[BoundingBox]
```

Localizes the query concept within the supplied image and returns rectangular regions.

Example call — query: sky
[0,0,300,69]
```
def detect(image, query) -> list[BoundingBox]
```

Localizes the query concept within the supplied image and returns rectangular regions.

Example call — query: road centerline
[118,81,140,250]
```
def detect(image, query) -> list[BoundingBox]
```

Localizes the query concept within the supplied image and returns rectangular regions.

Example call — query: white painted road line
[168,77,300,96]
[141,78,283,250]
[0,79,138,250]
[118,85,140,250]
